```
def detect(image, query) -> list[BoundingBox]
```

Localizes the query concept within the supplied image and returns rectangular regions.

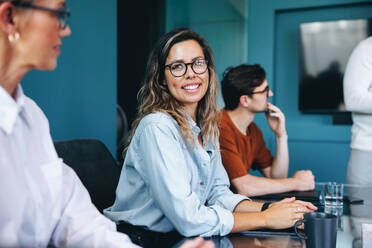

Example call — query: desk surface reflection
[154,184,372,248]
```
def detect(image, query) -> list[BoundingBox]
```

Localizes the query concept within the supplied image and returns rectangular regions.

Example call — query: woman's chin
[37,61,58,71]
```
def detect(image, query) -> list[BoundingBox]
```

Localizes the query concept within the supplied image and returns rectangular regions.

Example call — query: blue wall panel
[166,0,248,108]
[288,141,350,183]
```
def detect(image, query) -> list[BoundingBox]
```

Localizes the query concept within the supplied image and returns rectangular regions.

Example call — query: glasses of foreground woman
[104,27,317,247]
[0,1,212,247]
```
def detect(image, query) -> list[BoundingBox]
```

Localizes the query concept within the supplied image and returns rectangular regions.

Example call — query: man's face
[246,80,273,113]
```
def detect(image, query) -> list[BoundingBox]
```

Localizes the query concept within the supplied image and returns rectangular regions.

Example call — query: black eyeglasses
[165,58,208,77]
[12,1,70,29]
[252,85,270,97]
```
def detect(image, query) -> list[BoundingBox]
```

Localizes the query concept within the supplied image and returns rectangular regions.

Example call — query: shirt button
[200,182,204,186]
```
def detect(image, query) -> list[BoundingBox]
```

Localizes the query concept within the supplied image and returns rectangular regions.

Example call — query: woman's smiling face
[164,39,209,115]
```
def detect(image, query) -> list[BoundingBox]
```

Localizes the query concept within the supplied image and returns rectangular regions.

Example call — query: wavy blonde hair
[127,28,220,150]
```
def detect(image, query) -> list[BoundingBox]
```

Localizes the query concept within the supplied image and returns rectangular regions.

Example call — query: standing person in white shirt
[0,1,213,247]
[344,36,372,237]
[344,36,372,190]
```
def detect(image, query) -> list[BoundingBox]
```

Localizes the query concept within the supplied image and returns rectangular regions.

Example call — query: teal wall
[21,1,117,155]
[166,0,248,107]
[166,0,372,183]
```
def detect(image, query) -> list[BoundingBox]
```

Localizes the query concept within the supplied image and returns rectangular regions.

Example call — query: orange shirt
[219,109,273,180]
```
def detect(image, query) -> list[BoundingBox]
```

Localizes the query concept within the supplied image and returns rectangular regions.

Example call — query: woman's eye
[194,60,205,66]
[171,63,184,71]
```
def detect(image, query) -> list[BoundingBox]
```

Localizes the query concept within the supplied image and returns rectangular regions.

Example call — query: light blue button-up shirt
[104,112,248,237]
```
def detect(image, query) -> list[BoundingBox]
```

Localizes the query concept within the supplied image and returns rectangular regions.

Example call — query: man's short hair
[221,64,266,110]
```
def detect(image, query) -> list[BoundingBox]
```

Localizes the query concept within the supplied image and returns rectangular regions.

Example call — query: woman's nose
[60,25,72,37]
[185,64,196,78]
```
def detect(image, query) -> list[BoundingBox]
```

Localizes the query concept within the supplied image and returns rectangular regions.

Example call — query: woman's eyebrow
[167,56,204,64]
[58,1,66,8]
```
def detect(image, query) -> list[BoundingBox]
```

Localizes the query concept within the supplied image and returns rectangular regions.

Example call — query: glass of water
[324,182,344,229]
[324,182,344,206]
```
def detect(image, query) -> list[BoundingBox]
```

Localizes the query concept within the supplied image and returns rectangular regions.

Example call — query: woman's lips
[53,46,61,55]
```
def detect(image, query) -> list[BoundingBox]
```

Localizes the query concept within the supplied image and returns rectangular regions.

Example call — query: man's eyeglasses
[252,85,270,97]
[12,1,70,30]
[165,59,208,77]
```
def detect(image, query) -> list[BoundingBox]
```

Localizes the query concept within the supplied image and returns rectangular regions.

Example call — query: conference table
[170,183,372,248]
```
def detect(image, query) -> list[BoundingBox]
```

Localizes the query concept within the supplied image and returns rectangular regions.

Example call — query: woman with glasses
[0,1,213,248]
[0,0,137,247]
[104,28,317,247]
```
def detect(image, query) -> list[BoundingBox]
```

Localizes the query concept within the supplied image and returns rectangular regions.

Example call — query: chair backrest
[54,139,121,213]
[117,104,129,145]
[117,104,130,164]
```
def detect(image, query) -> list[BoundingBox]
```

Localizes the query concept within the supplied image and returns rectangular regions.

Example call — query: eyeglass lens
[59,13,69,29]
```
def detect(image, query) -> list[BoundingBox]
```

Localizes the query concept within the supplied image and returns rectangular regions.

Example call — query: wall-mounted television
[299,18,372,114]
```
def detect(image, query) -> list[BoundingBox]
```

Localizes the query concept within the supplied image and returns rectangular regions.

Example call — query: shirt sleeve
[51,164,140,248]
[134,122,236,237]
[219,125,250,180]
[344,38,372,113]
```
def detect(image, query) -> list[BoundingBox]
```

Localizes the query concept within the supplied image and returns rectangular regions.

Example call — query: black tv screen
[299,18,372,113]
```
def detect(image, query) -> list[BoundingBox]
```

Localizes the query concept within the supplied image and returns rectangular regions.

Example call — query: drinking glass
[324,182,344,230]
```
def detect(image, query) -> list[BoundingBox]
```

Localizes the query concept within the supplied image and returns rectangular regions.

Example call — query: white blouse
[344,36,372,151]
[0,85,139,247]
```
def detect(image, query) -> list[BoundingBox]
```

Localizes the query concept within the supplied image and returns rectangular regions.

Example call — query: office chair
[54,139,121,213]
[117,104,130,164]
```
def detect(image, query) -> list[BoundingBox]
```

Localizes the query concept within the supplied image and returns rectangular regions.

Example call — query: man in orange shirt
[219,64,315,196]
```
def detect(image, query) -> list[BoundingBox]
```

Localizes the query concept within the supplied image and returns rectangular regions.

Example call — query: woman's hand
[180,237,215,248]
[262,197,317,229]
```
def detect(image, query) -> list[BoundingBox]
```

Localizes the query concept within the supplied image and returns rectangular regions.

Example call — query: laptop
[251,190,322,204]
[240,227,302,238]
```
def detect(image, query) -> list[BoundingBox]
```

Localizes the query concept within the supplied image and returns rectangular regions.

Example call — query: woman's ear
[0,2,17,36]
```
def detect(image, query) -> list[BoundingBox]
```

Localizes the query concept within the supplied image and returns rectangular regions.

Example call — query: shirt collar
[186,114,214,153]
[186,114,200,135]
[0,84,30,134]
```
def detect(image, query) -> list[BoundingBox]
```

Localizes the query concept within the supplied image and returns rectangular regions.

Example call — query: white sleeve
[51,163,140,248]
[343,38,372,113]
